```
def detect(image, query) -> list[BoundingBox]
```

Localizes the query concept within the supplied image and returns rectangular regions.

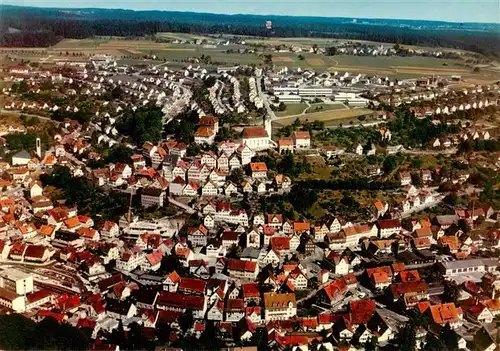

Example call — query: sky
[4,0,500,23]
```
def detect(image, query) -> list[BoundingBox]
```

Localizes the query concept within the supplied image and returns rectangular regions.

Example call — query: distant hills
[0,4,499,56]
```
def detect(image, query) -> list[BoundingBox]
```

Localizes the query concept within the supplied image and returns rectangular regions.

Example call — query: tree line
[1,6,499,56]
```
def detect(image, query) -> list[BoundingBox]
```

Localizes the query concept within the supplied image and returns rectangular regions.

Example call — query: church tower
[264,115,272,140]
[36,137,42,159]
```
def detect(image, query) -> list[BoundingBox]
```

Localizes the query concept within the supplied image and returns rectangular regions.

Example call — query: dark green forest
[1,5,499,56]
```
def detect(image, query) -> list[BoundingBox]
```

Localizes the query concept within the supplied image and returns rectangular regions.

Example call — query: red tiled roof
[242,126,268,138]
[292,131,310,139]
[221,231,239,242]
[166,271,181,284]
[399,270,421,282]
[250,162,268,172]
[429,303,460,324]
[242,283,260,298]
[271,236,290,251]
[146,250,163,266]
[323,279,347,302]
[26,289,52,303]
[377,218,401,229]
[64,216,80,229]
[278,138,293,146]
[179,277,206,294]
[156,291,205,310]
[38,310,64,323]
[227,258,257,272]
[226,298,245,311]
[349,299,376,324]
[24,245,48,259]
[390,281,428,299]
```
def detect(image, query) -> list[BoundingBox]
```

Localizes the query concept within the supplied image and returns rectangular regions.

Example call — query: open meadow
[273,108,373,126]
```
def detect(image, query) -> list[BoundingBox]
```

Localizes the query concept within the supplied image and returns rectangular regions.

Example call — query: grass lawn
[275,108,373,126]
[275,103,308,117]
[305,103,346,114]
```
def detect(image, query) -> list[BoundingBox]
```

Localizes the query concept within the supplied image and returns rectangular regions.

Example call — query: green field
[273,108,373,126]
[275,103,309,117]
[305,103,346,114]
[4,36,500,83]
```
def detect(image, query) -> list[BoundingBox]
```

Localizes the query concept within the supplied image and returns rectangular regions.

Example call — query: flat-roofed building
[298,87,333,97]
[0,268,34,295]
[439,258,500,277]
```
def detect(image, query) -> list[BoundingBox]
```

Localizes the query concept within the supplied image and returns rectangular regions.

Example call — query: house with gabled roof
[187,224,209,247]
[426,302,463,329]
[263,292,296,321]
[163,271,181,292]
[319,279,347,306]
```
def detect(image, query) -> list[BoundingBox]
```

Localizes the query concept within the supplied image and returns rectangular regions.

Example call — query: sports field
[275,103,309,117]
[305,103,345,114]
[273,108,373,126]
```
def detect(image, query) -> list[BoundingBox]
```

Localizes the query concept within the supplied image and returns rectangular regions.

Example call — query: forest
[1,5,499,56]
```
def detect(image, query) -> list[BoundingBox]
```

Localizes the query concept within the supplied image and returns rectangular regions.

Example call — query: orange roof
[64,216,80,229]
[413,237,431,248]
[194,126,215,137]
[371,271,391,284]
[43,155,56,165]
[278,138,293,146]
[199,116,219,125]
[392,262,406,273]
[484,299,500,311]
[292,131,310,140]
[242,126,268,138]
[417,301,431,313]
[429,303,460,324]
[399,270,421,282]
[250,162,268,172]
[374,201,385,211]
[414,227,432,237]
[166,271,181,283]
[175,247,192,258]
[38,225,55,237]
[294,222,310,232]
[367,266,392,278]
[323,279,347,301]
[420,219,431,228]
[76,227,98,238]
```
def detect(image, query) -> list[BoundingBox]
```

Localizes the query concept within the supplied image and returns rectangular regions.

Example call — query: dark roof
[55,231,80,242]
[397,250,421,264]
[106,299,133,315]
[97,273,124,292]
[132,288,159,305]
[142,187,165,197]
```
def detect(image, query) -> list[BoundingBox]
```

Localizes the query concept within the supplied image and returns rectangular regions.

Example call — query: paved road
[401,196,445,219]
[324,120,387,129]
[168,197,201,216]
[0,109,61,125]
[256,76,276,120]
[401,147,457,156]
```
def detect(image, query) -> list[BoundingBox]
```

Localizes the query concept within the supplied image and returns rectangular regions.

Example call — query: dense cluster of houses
[0,60,499,351]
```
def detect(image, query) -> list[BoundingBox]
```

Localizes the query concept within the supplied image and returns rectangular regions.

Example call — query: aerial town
[0,19,499,351]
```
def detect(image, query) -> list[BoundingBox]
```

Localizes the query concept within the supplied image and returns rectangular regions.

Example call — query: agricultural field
[273,108,373,126]
[2,36,499,83]
[156,32,214,41]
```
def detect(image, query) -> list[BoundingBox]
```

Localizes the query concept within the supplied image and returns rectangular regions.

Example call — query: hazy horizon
[3,0,500,24]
